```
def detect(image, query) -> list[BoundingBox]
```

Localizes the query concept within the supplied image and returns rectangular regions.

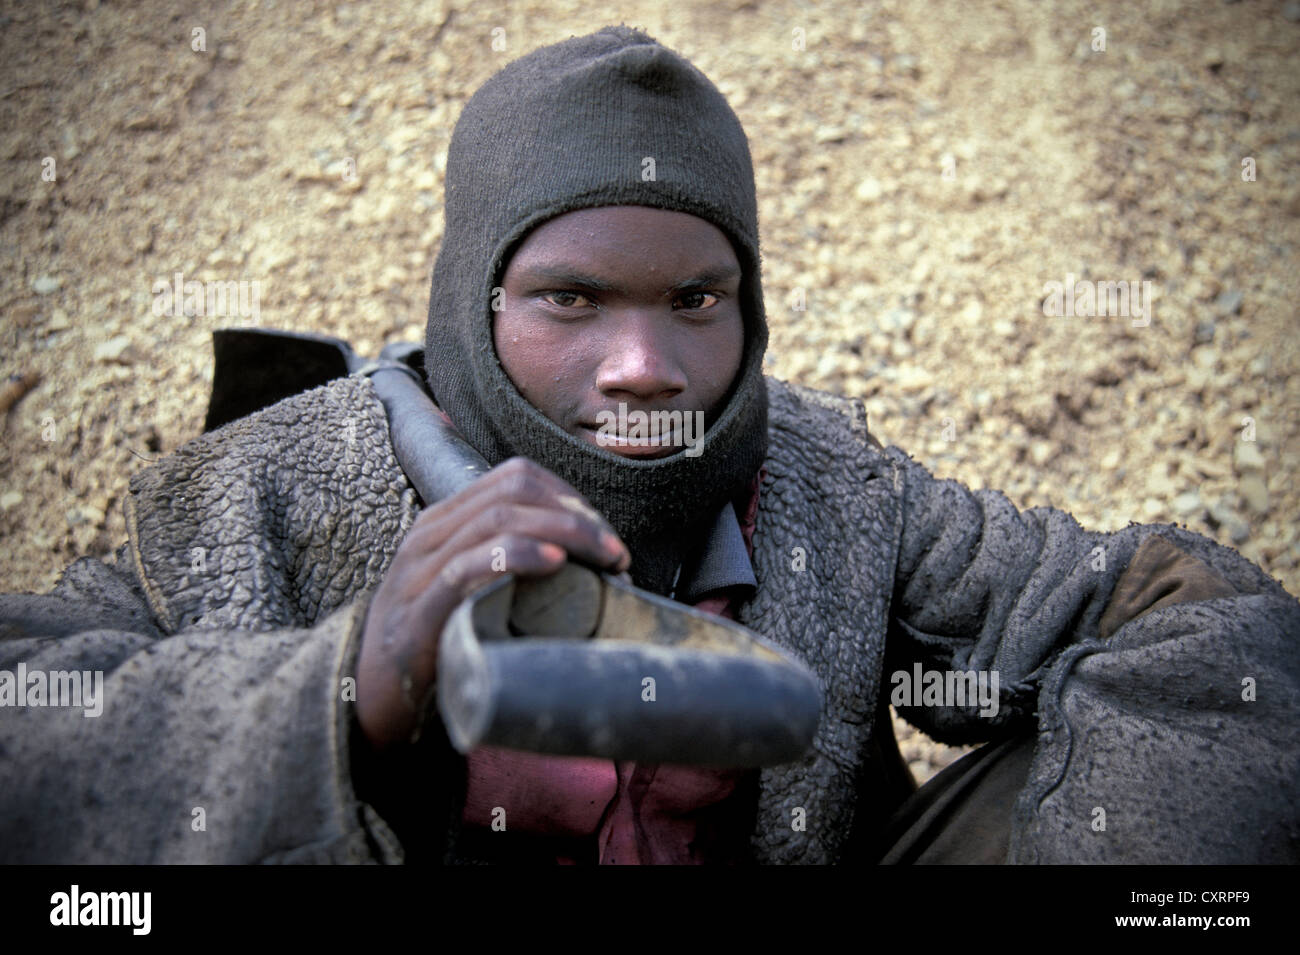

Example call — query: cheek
[492,309,590,416]
[493,310,548,402]
[492,310,527,388]
[691,313,745,413]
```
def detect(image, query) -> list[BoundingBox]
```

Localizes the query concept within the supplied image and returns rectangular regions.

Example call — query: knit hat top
[424,26,769,594]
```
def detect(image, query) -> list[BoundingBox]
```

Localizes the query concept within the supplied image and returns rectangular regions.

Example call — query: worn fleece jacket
[1,375,1297,864]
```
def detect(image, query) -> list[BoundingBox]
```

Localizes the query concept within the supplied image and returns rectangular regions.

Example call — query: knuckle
[560,510,590,539]
[496,457,563,502]
[479,502,515,532]
[498,456,539,483]
[436,556,467,588]
[495,533,532,555]
[501,468,539,501]
[410,507,444,535]
[440,551,490,592]
[499,456,533,474]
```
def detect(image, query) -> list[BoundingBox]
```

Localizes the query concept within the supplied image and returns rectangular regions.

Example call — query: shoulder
[138,375,391,478]
[753,378,906,575]
[128,375,399,520]
[764,376,892,473]
[125,376,416,632]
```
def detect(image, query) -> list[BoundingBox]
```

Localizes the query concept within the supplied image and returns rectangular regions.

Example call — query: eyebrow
[523,267,618,293]
[520,263,742,296]
[669,265,742,293]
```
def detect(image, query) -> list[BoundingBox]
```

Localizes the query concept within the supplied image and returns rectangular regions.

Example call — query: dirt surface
[2,0,1298,782]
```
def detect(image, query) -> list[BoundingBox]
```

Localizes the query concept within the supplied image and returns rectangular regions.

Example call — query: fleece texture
[1,375,1296,863]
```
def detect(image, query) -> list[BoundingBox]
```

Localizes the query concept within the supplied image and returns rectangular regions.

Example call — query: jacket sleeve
[881,446,1300,861]
[0,546,404,864]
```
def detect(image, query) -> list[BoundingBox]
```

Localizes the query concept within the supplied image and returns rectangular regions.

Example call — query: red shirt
[461,471,764,864]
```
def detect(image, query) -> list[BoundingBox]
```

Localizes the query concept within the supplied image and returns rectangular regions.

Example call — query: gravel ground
[2,0,1297,782]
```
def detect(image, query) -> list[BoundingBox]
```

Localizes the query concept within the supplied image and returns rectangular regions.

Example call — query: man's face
[493,206,745,460]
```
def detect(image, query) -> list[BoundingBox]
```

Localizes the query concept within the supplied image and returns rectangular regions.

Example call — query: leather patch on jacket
[1098,534,1240,640]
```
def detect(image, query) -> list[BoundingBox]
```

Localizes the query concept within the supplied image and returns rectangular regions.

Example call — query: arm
[0,451,635,864]
[882,446,1300,862]
[0,547,403,864]
[883,445,1294,742]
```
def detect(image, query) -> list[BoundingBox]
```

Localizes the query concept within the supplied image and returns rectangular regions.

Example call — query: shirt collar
[674,500,757,603]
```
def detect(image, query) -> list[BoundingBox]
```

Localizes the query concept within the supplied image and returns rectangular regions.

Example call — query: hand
[355,457,631,751]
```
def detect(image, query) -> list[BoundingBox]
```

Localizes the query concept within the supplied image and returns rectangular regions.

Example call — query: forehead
[505,206,739,277]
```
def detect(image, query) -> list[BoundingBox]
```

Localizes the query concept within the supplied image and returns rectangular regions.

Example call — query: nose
[594,310,687,403]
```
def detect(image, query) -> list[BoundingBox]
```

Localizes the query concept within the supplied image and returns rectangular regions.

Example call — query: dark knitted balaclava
[424,26,769,595]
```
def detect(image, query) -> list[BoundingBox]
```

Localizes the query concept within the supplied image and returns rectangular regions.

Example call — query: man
[1,27,1297,864]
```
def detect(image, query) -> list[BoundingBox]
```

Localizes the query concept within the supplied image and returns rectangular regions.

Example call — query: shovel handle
[368,365,602,635]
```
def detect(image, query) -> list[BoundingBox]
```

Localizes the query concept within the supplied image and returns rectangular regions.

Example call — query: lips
[576,425,681,459]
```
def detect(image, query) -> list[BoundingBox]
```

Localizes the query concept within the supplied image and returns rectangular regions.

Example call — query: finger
[437,536,569,596]
[389,502,628,603]
[405,457,614,549]
[443,503,629,573]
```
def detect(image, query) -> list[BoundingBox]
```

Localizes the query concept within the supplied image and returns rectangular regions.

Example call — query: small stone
[32,275,61,295]
[1192,456,1230,480]
[1087,364,1123,387]
[47,308,70,331]
[1233,441,1265,473]
[93,336,132,364]
[1238,474,1269,515]
[260,243,296,271]
[892,54,920,78]
[61,127,80,161]
[815,352,842,379]
[855,177,884,203]
[890,338,914,360]
[1030,440,1054,467]
[293,162,330,183]
[1185,366,1211,394]
[67,505,106,527]
[879,308,916,333]
[894,365,933,391]
[1214,289,1243,316]
[1172,491,1202,516]
[0,491,22,511]
[1194,318,1215,344]
[205,248,242,268]
[1209,500,1251,545]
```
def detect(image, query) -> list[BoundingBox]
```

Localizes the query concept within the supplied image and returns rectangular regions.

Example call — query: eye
[675,292,720,310]
[543,291,597,308]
